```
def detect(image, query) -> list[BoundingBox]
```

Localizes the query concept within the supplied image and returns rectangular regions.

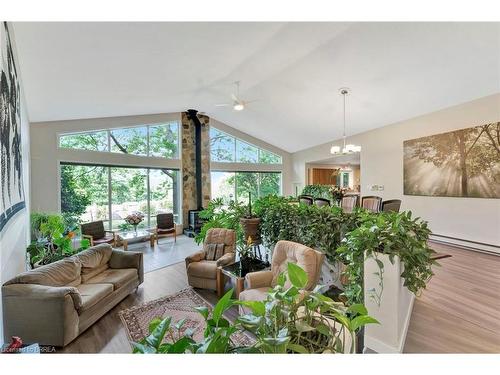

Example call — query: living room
[1,1,500,373]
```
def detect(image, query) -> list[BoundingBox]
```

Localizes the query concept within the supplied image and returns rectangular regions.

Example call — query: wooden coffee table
[117,229,155,251]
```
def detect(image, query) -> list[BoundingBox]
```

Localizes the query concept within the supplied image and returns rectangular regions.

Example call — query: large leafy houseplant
[27,213,90,267]
[194,198,247,245]
[336,210,436,305]
[132,263,378,354]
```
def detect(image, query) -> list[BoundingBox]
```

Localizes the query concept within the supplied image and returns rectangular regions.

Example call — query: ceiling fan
[214,81,255,111]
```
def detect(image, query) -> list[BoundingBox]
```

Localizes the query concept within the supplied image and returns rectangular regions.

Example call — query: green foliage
[254,195,354,258]
[27,212,90,267]
[301,185,332,201]
[336,210,436,305]
[196,194,435,306]
[133,289,237,354]
[194,198,247,244]
[60,165,91,229]
[133,266,378,354]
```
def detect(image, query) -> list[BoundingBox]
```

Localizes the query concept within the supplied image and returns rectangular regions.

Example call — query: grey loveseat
[2,244,143,347]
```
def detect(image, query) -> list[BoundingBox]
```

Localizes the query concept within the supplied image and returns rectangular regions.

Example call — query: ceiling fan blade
[214,103,230,107]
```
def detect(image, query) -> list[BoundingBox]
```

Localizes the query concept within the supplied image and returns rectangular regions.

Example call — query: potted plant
[237,236,257,273]
[132,263,378,354]
[239,192,261,246]
[27,213,90,268]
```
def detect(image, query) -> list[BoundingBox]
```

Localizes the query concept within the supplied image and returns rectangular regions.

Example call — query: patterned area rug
[119,288,254,348]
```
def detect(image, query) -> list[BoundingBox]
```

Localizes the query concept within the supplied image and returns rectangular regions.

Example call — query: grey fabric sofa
[2,244,143,347]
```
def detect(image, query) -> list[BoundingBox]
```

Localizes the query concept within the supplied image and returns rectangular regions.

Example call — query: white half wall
[292,94,500,251]
[364,254,414,353]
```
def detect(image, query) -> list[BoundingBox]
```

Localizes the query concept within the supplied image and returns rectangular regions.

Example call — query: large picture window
[210,128,282,164]
[59,122,179,159]
[60,163,180,230]
[211,171,282,204]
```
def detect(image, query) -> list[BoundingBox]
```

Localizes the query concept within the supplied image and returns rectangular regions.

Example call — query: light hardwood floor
[404,242,500,353]
[60,242,500,353]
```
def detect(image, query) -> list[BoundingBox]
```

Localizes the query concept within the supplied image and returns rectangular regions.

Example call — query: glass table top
[221,259,269,278]
[118,229,152,240]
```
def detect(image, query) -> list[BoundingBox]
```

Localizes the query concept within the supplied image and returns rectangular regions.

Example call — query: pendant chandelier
[330,88,361,155]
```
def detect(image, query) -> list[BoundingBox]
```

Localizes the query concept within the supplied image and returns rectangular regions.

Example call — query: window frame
[209,127,282,165]
[210,170,282,203]
[58,122,180,160]
[59,162,181,230]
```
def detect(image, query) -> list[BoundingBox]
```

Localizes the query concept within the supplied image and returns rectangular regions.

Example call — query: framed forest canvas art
[403,122,500,199]
[0,22,25,232]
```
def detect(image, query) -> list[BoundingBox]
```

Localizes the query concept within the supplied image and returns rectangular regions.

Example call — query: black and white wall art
[0,22,25,232]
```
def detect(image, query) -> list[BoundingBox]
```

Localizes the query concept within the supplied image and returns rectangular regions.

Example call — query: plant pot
[340,263,349,286]
[240,217,261,245]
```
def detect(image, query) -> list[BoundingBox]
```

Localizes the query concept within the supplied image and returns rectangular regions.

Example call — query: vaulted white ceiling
[12,22,500,152]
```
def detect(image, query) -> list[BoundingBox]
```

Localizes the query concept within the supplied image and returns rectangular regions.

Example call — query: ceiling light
[331,88,361,155]
[233,102,244,111]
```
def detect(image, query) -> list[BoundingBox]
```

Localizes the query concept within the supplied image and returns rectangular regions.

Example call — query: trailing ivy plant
[336,210,436,305]
[195,195,436,307]
[132,263,378,354]
[253,194,355,259]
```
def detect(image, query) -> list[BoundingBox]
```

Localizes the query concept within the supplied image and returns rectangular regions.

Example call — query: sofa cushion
[76,283,114,312]
[187,261,217,279]
[85,268,138,290]
[4,257,81,287]
[81,264,109,283]
[75,244,113,269]
[75,244,113,283]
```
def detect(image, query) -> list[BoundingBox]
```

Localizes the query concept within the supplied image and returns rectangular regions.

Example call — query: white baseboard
[430,234,499,255]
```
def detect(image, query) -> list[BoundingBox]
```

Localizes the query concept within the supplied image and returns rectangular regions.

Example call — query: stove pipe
[186,109,203,211]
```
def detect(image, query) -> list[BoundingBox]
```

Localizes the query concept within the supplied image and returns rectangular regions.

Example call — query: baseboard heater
[429,233,500,255]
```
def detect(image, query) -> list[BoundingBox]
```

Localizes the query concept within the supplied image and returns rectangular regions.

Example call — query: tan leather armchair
[239,240,324,309]
[185,228,236,291]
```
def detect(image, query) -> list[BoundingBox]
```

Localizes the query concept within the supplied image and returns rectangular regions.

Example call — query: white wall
[0,23,31,346]
[30,115,293,215]
[292,94,500,251]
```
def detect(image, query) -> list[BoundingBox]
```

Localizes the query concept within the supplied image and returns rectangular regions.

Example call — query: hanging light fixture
[330,88,361,155]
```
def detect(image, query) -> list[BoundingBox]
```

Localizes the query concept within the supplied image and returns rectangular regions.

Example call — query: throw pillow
[214,244,225,260]
[205,244,218,261]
